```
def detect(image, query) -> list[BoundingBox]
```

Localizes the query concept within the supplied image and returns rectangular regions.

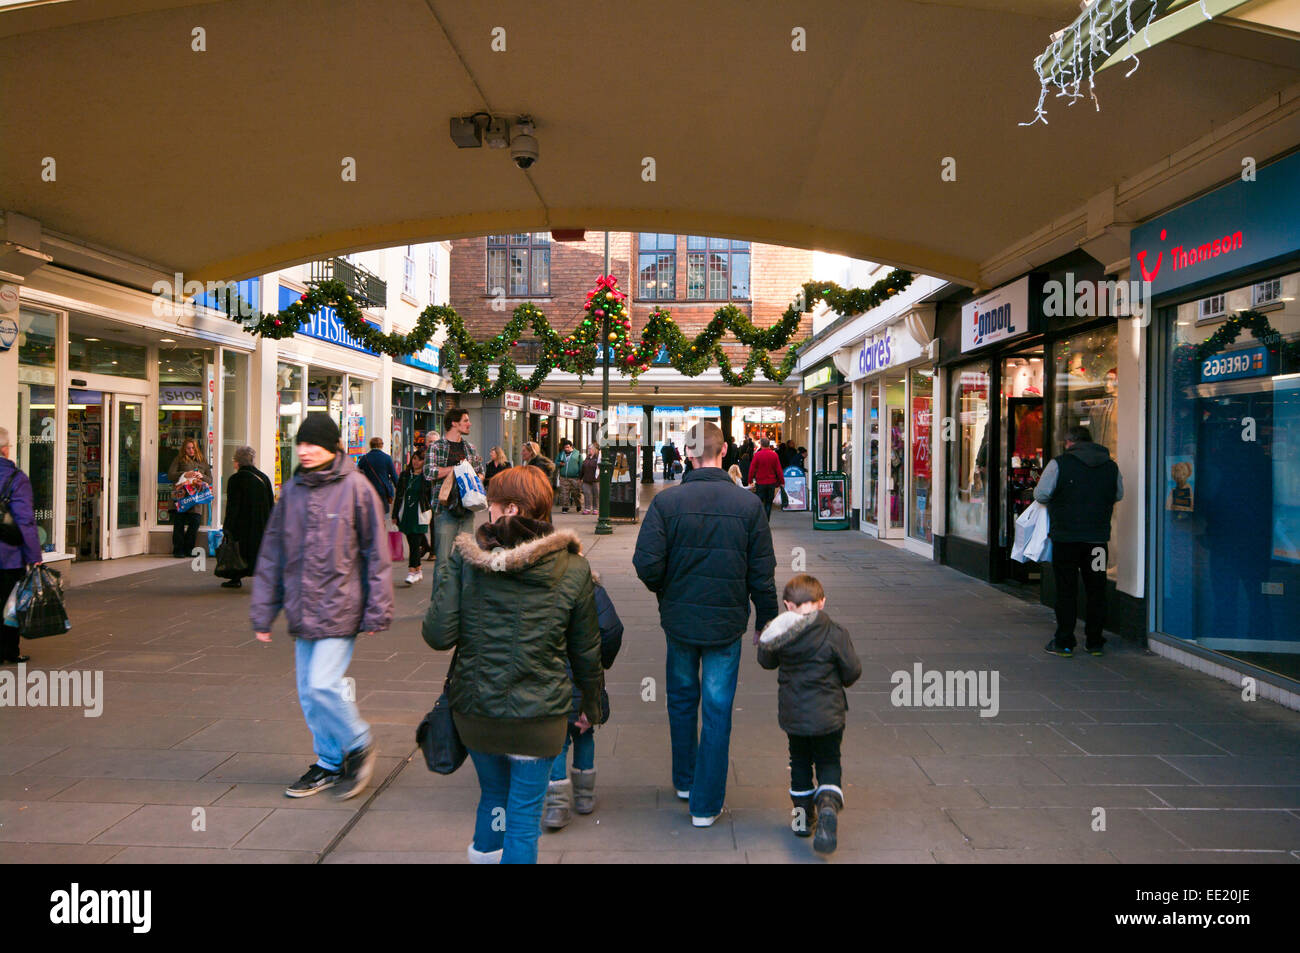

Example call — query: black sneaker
[285,764,341,798]
[333,744,377,800]
[1044,639,1073,658]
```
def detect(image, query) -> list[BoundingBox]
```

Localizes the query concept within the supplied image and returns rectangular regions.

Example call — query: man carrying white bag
[425,408,486,576]
[1011,501,1051,564]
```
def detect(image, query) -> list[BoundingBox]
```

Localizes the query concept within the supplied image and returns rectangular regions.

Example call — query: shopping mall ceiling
[1,0,1298,288]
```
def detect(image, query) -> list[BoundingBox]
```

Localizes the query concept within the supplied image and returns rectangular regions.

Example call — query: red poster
[912,396,932,481]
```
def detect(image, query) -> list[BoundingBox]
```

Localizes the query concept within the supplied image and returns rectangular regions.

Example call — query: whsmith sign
[278,284,381,355]
[1130,149,1300,299]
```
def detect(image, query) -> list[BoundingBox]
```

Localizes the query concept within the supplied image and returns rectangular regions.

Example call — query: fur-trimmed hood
[454,520,582,574]
[758,609,819,651]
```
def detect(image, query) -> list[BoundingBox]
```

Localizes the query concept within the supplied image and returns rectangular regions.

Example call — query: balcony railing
[309,256,387,309]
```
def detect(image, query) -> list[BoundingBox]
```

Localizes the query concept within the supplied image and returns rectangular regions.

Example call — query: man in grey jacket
[1034,425,1123,658]
[251,413,394,799]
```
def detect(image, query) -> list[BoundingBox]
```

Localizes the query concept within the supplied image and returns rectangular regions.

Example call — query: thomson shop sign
[961,277,1032,353]
[1131,149,1300,298]
[278,284,381,356]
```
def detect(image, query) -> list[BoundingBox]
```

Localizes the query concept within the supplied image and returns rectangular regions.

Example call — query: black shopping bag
[214,534,248,579]
[15,565,71,639]
[415,689,468,775]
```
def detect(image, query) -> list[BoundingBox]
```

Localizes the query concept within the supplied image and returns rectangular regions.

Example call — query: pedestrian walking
[393,447,432,586]
[542,569,623,830]
[580,443,600,514]
[738,439,755,486]
[1034,425,1123,658]
[357,436,401,511]
[485,446,512,485]
[722,436,739,473]
[424,408,484,571]
[424,431,442,561]
[661,440,678,482]
[748,437,785,519]
[0,426,42,665]
[556,438,584,514]
[522,440,555,482]
[727,464,744,487]
[422,466,604,864]
[756,574,862,855]
[633,421,778,826]
[168,438,211,557]
[251,413,393,800]
[218,446,274,589]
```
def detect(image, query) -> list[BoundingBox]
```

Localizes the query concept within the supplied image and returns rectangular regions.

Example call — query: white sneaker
[691,814,720,827]
[676,790,690,800]
[405,570,422,585]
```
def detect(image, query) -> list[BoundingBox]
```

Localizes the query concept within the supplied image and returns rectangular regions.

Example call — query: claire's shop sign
[858,333,892,376]
[278,284,380,355]
[961,277,1030,352]
[1130,149,1300,298]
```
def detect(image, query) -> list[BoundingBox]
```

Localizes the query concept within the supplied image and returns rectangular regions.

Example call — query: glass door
[66,389,106,560]
[864,380,880,534]
[883,377,906,537]
[110,397,146,558]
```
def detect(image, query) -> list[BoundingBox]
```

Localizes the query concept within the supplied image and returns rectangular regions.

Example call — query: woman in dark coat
[219,445,274,588]
[392,448,431,586]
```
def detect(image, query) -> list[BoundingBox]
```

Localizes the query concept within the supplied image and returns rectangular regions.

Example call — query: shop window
[222,350,250,484]
[277,362,304,491]
[347,378,373,461]
[16,308,57,550]
[865,381,880,529]
[908,368,934,544]
[1158,269,1300,680]
[157,348,214,526]
[68,321,147,378]
[948,363,990,543]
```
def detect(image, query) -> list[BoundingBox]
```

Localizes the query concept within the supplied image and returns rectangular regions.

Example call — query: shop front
[1143,149,1300,684]
[801,361,847,483]
[9,269,255,560]
[390,339,444,468]
[938,261,1137,633]
[845,310,937,556]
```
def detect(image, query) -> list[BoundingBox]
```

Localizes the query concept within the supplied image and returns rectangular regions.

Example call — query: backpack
[0,469,23,547]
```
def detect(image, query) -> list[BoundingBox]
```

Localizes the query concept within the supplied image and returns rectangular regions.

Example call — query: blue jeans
[468,750,553,864]
[549,723,596,781]
[665,638,742,817]
[294,636,370,772]
[433,510,475,565]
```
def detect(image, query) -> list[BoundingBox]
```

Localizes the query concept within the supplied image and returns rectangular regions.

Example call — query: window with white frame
[403,245,416,297]
[1254,278,1282,307]
[1198,293,1226,323]
[428,247,438,304]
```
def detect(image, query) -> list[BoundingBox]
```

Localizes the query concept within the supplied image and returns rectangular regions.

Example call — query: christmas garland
[229,269,914,397]
[1171,309,1299,391]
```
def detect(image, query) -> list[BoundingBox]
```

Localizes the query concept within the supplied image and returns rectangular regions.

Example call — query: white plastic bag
[2,582,17,628]
[1012,501,1051,563]
[453,459,487,511]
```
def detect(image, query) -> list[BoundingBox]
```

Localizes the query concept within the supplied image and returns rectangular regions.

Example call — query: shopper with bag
[421,465,604,864]
[393,448,432,586]
[0,427,43,664]
[217,446,274,589]
[424,408,484,573]
[251,413,393,800]
[168,438,212,558]
[556,439,584,514]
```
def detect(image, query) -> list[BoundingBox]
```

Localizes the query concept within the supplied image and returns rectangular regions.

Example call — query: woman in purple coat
[0,426,44,664]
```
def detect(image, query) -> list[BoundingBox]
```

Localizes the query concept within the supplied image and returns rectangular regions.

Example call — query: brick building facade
[447,232,816,366]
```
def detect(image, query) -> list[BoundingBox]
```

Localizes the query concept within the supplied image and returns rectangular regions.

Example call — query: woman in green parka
[392,448,432,586]
[422,464,604,865]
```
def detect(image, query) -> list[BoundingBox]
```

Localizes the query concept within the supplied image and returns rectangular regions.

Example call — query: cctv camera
[511,133,538,170]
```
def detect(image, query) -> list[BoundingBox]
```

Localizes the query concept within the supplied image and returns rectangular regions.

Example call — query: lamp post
[595,230,613,535]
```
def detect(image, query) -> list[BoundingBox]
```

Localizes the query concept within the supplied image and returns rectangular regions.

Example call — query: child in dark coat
[543,573,623,830]
[757,573,862,855]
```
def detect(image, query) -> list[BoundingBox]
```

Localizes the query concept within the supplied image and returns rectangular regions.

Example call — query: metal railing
[308,256,387,309]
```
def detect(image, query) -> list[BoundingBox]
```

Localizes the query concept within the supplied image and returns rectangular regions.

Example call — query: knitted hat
[295,412,341,452]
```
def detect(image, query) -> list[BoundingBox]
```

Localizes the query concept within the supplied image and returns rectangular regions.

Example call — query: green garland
[229,269,914,397]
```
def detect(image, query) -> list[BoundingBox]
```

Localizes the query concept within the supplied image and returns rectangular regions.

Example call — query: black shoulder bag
[0,469,22,547]
[416,650,467,774]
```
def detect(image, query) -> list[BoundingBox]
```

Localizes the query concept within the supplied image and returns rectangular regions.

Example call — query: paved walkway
[2,482,1299,863]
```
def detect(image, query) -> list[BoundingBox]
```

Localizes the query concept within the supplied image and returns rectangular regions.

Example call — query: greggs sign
[1130,150,1300,298]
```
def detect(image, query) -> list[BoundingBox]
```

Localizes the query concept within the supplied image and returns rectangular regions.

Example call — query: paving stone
[107,846,316,863]
[1036,756,1201,786]
[946,807,1186,850]
[53,778,234,806]
[0,843,124,863]
[91,804,273,848]
[0,799,141,843]
[1143,809,1300,850]
[18,746,232,781]
[914,755,1065,786]
[235,807,354,851]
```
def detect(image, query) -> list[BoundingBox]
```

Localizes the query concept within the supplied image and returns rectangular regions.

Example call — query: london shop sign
[960,276,1031,352]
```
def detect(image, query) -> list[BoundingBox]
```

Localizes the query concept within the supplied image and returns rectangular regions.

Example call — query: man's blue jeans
[665,638,742,818]
[433,510,474,566]
[468,750,552,864]
[294,636,371,772]
[549,723,596,781]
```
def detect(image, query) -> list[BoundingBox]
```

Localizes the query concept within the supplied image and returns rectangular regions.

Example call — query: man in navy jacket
[633,421,778,826]
[0,427,43,664]
[357,437,401,509]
